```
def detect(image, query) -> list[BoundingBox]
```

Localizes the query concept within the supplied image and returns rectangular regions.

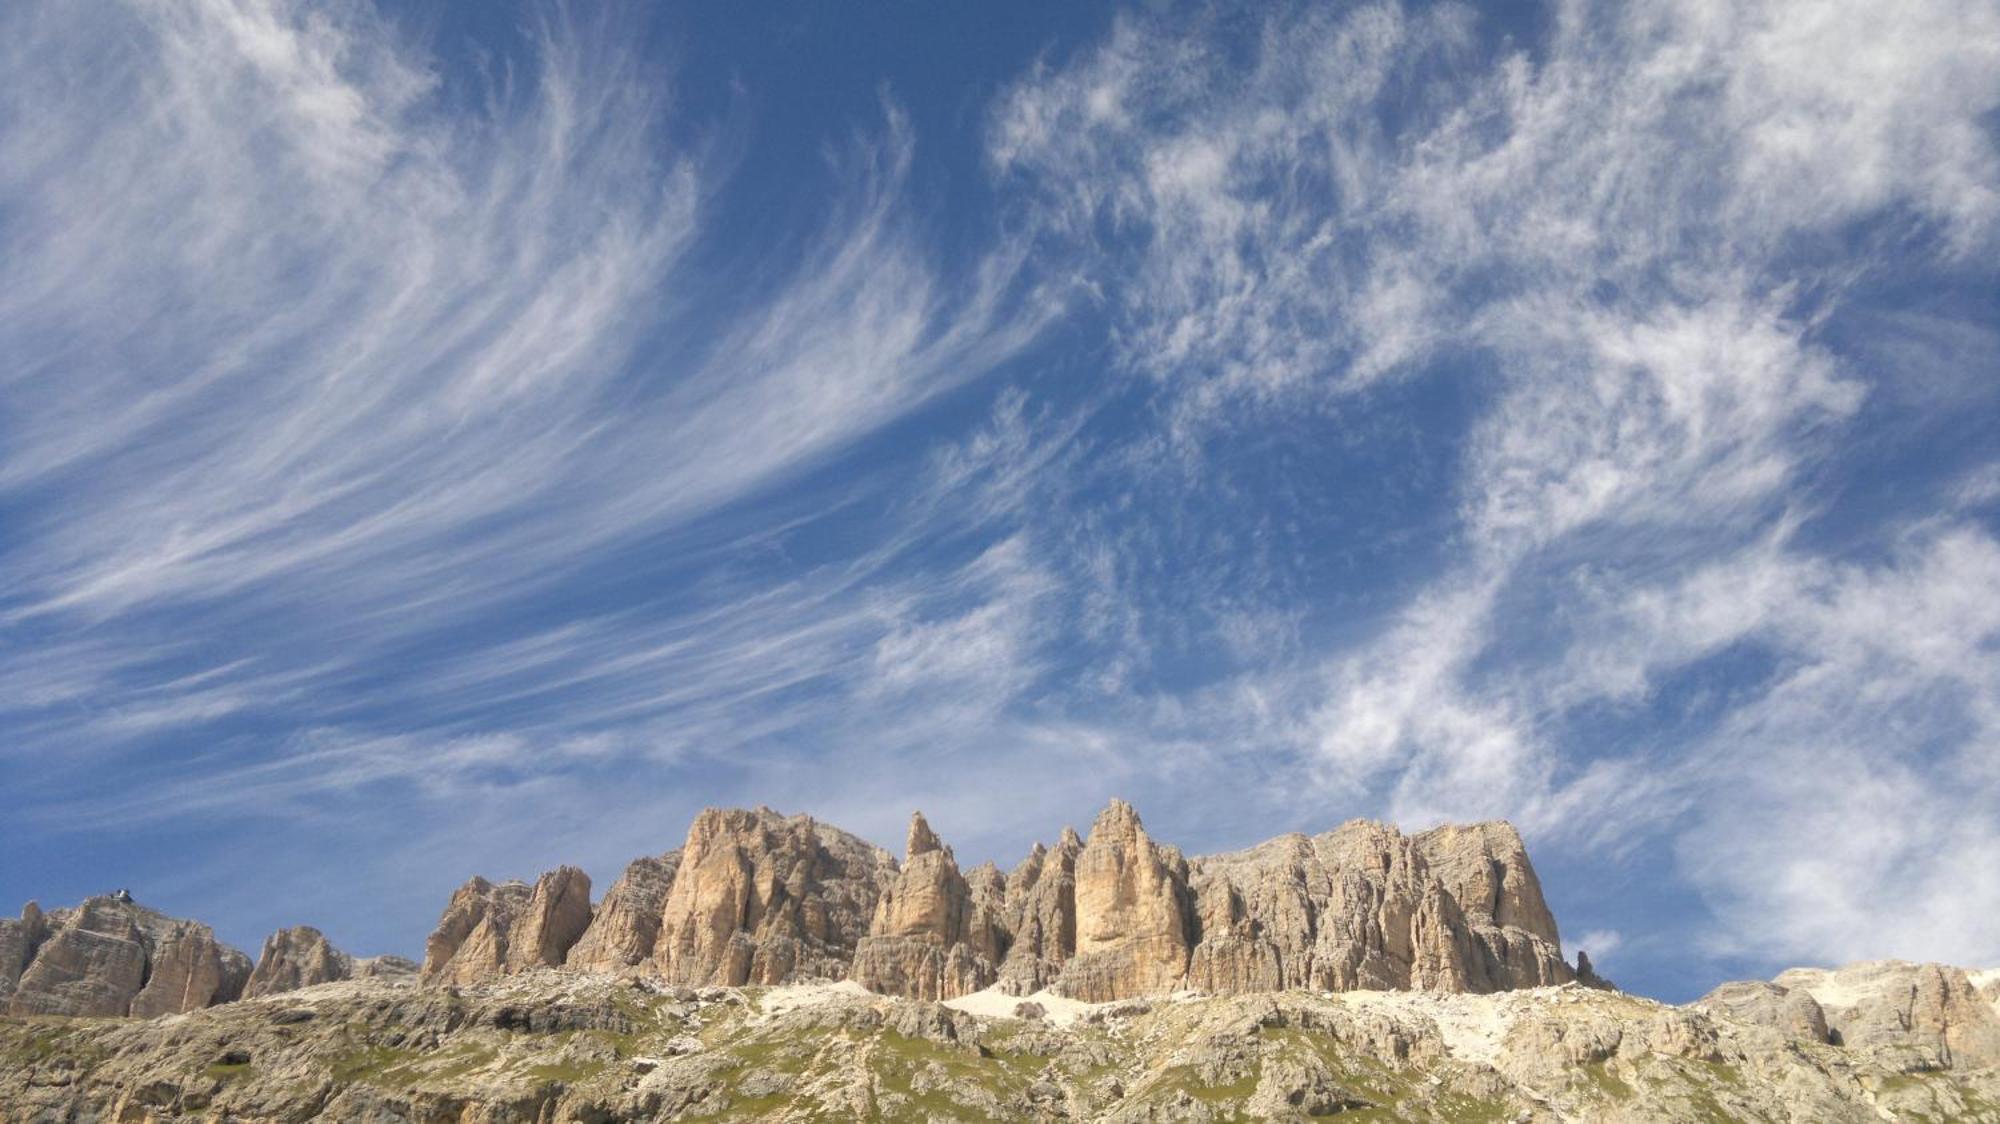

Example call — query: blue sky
[2,0,1997,1003]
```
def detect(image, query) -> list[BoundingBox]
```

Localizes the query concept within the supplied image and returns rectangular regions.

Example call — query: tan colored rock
[1413,822,1559,939]
[1776,960,2000,1067]
[996,830,1082,995]
[0,902,48,1004]
[1693,979,1830,1043]
[8,897,151,1016]
[353,954,418,980]
[850,813,1002,1000]
[244,926,354,999]
[652,807,896,986]
[504,866,594,972]
[1178,818,1573,999]
[1413,821,1570,991]
[129,921,250,1017]
[1054,800,1194,1001]
[567,852,681,973]
[421,877,533,985]
[8,895,248,1018]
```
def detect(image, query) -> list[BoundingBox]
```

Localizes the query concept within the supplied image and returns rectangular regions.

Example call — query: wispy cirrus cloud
[3,0,1996,996]
[986,0,2000,981]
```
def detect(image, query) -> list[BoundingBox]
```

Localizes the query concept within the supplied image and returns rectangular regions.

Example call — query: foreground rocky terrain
[5,802,1997,1120]
[4,964,1998,1122]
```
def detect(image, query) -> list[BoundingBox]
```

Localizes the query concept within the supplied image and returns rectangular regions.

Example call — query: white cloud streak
[993,0,2000,970]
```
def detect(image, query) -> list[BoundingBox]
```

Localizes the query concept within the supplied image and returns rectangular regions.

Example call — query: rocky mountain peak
[905,811,943,859]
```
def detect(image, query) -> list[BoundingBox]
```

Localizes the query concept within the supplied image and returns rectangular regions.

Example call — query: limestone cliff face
[1413,821,1570,991]
[650,807,897,987]
[0,903,49,1006]
[420,867,598,985]
[5,896,250,1018]
[1773,960,2000,1067]
[1053,800,1194,1001]
[421,877,533,985]
[245,926,354,999]
[995,829,1082,995]
[566,852,681,973]
[129,922,251,1018]
[869,805,1573,1002]
[849,814,1005,1000]
[504,867,594,973]
[398,799,1579,1002]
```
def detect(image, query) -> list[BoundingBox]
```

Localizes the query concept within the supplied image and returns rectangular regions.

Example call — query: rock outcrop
[1694,979,1831,1044]
[244,926,416,999]
[651,807,897,987]
[0,902,49,1005]
[565,852,681,973]
[1054,800,1194,1001]
[849,813,1005,1000]
[128,921,251,1018]
[995,829,1082,995]
[246,926,353,998]
[404,800,1579,1002]
[5,896,250,1018]
[1774,960,2000,1067]
[422,877,535,985]
[504,867,595,973]
[10,968,2000,1123]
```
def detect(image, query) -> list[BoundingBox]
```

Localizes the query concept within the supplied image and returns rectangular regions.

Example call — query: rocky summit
[3,800,1998,1122]
[405,800,1580,1005]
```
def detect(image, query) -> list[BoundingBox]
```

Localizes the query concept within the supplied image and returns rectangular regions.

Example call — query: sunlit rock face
[850,812,1005,1000]
[564,852,681,974]
[408,799,1579,1003]
[648,807,896,987]
[5,896,249,1018]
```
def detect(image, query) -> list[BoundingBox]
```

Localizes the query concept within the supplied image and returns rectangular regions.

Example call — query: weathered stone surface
[1693,979,1830,1043]
[1414,821,1571,991]
[354,954,418,980]
[8,898,153,1016]
[1776,960,2000,1067]
[7,896,249,1017]
[421,877,533,985]
[245,926,354,999]
[10,969,2000,1123]
[567,852,681,973]
[1054,800,1194,1001]
[996,831,1082,995]
[651,807,896,986]
[1180,818,1572,999]
[402,801,1578,1002]
[129,922,250,1017]
[0,902,48,1004]
[504,866,594,973]
[850,813,1003,1000]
